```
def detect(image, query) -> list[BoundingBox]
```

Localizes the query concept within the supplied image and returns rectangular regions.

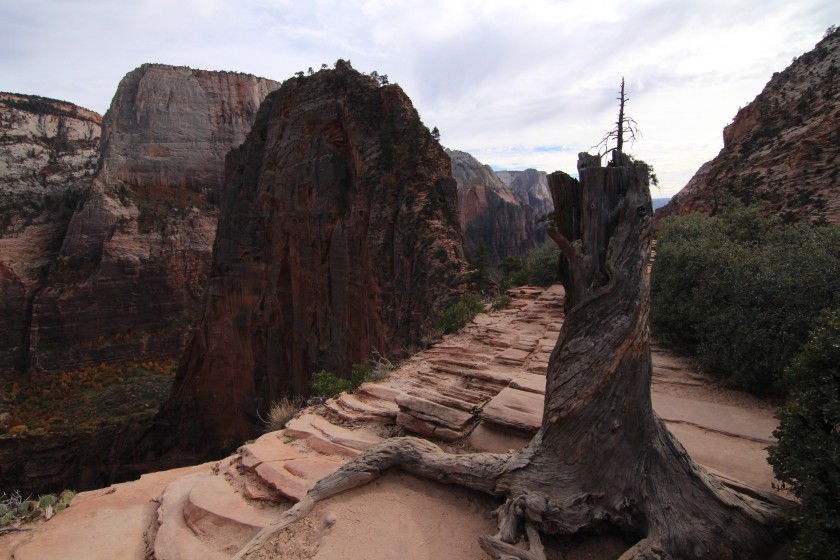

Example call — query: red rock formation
[162,61,468,455]
[657,28,840,223]
[0,94,101,376]
[449,150,546,262]
[26,65,280,372]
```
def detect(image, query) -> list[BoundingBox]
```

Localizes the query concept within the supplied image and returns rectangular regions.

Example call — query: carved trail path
[0,285,781,560]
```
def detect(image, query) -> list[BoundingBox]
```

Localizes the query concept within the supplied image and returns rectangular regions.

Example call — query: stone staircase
[145,285,566,558]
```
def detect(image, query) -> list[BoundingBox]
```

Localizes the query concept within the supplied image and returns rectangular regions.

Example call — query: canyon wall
[27,65,280,372]
[449,150,547,262]
[657,28,839,223]
[496,168,554,218]
[0,94,101,376]
[161,62,468,455]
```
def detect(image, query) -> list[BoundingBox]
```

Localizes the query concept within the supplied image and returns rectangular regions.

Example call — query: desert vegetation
[651,199,840,396]
[652,200,840,558]
[308,352,397,401]
[0,490,75,530]
[768,306,840,559]
[0,360,177,436]
[435,293,485,334]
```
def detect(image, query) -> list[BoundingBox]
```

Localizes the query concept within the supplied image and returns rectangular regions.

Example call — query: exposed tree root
[234,430,784,559]
[234,437,510,559]
[480,521,547,560]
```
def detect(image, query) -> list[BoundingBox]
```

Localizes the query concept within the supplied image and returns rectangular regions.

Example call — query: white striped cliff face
[7,65,281,375]
[0,94,101,373]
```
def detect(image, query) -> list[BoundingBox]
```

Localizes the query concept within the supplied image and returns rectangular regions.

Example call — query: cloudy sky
[1,0,837,197]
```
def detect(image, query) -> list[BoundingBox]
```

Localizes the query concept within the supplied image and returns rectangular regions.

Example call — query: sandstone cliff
[657,28,840,223]
[26,65,280,372]
[161,61,468,455]
[0,94,101,375]
[496,168,554,218]
[449,150,546,262]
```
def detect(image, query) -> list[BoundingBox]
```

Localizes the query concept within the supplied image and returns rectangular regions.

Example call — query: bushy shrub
[525,242,561,287]
[0,490,74,526]
[309,360,392,401]
[310,370,353,398]
[436,294,485,334]
[490,294,512,311]
[498,255,527,289]
[768,307,840,559]
[467,242,494,292]
[652,202,840,395]
[350,363,374,386]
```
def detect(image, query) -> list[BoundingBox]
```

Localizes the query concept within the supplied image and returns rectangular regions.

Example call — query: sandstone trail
[0,285,783,560]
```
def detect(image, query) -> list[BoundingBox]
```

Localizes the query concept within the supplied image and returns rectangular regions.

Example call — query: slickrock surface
[449,149,547,261]
[162,61,468,456]
[0,285,782,560]
[657,29,840,223]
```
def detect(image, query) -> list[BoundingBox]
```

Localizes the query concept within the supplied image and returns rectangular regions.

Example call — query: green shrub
[525,242,561,287]
[768,306,840,559]
[350,363,373,386]
[467,242,494,292]
[498,255,527,289]
[490,294,512,311]
[310,370,353,398]
[309,355,396,400]
[436,294,485,334]
[0,491,74,526]
[651,202,840,396]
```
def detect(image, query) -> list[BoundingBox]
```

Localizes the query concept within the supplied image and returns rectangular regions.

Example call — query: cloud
[1,0,837,196]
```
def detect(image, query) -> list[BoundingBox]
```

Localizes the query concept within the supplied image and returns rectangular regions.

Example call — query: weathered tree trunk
[236,154,784,560]
[616,78,626,154]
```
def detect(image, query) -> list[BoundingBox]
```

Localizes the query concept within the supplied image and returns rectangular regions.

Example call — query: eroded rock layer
[0,94,101,375]
[162,62,468,455]
[496,168,554,218]
[449,150,546,262]
[657,29,840,223]
[27,65,280,372]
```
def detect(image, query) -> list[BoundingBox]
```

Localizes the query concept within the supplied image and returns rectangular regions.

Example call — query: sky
[1,1,837,197]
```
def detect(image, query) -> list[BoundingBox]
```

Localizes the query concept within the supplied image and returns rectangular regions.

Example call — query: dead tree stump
[236,154,784,560]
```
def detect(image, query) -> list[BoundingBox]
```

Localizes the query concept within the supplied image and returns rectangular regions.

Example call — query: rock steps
[146,285,566,558]
[5,284,783,559]
[150,423,381,558]
[146,283,777,558]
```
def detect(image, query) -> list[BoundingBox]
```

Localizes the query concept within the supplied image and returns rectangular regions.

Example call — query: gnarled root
[478,492,552,560]
[233,436,510,559]
[480,521,548,560]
